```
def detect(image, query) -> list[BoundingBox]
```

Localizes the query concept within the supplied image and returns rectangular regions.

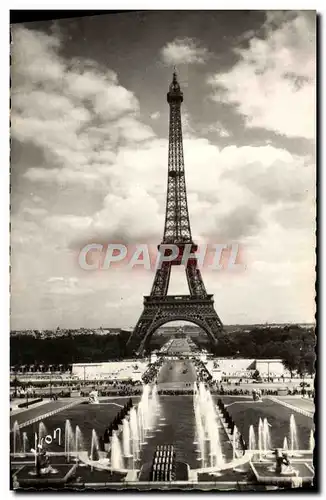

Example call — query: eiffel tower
[126,71,224,355]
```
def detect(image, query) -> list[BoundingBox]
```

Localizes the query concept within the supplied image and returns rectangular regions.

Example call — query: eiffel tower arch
[126,72,224,355]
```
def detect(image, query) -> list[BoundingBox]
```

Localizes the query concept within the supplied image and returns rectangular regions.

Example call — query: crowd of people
[211,386,315,397]
[193,359,212,383]
[81,386,143,397]
[142,359,164,384]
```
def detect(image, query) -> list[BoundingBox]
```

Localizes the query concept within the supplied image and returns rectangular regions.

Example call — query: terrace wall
[71,361,148,381]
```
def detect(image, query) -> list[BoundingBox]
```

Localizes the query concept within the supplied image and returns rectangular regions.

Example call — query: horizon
[10,321,316,333]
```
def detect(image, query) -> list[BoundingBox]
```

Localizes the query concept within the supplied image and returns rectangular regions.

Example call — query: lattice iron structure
[126,72,224,354]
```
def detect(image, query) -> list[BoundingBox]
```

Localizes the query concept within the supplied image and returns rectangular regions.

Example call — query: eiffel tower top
[167,70,183,103]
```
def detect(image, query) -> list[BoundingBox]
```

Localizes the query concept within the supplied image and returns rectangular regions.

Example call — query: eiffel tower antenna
[172,65,187,87]
[126,71,224,355]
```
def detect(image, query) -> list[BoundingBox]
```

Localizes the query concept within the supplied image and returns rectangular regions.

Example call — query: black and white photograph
[9,10,316,491]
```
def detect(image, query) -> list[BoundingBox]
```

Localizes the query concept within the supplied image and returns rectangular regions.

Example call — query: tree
[303,351,315,375]
[253,370,262,381]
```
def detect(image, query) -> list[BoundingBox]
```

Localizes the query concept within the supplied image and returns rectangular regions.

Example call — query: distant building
[205,357,285,379]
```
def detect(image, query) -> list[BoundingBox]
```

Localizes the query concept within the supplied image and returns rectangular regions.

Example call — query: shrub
[18,398,43,408]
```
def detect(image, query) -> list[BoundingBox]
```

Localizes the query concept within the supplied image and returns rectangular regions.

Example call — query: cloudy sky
[10,10,316,330]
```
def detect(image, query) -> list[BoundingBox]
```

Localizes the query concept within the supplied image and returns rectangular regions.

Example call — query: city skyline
[11,11,316,329]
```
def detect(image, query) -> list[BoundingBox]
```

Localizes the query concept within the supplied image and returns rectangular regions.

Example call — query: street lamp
[13,371,18,398]
[301,367,305,396]
[299,348,305,395]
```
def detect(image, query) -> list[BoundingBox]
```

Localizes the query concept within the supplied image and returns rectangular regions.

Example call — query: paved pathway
[10,400,82,427]
[10,398,52,417]
[267,396,313,419]
[157,359,197,385]
[279,397,314,413]
[165,338,194,354]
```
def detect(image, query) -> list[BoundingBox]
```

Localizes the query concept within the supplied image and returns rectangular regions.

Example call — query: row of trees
[10,325,315,376]
[10,331,130,366]
[195,325,316,375]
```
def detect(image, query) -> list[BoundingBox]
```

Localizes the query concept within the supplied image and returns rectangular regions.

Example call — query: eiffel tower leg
[151,262,171,297]
[126,314,156,356]
[186,262,207,298]
[198,304,224,346]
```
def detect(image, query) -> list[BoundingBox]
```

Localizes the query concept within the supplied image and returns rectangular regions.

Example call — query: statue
[88,390,99,404]
[252,389,262,401]
[274,449,293,475]
[36,446,50,475]
[31,441,58,476]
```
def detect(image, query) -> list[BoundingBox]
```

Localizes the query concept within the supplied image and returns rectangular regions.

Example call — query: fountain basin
[13,463,77,488]
[251,461,314,487]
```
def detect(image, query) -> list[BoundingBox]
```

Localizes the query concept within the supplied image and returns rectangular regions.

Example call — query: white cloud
[11,26,64,86]
[219,146,315,204]
[12,90,90,124]
[24,166,111,188]
[34,138,314,248]
[65,69,117,99]
[202,122,231,138]
[11,26,154,189]
[112,116,155,142]
[45,214,93,232]
[208,12,316,139]
[150,111,160,120]
[48,277,65,283]
[92,85,139,119]
[161,37,209,65]
[47,276,95,296]
[91,187,163,242]
[22,207,48,217]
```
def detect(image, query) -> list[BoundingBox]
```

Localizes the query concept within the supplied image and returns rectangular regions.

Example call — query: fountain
[55,384,161,471]
[309,429,314,451]
[12,421,21,456]
[258,418,264,460]
[283,437,289,451]
[136,384,161,448]
[114,388,160,469]
[75,425,85,462]
[90,429,100,461]
[194,403,205,467]
[65,419,75,461]
[233,425,238,460]
[129,407,140,462]
[38,421,47,442]
[289,414,299,455]
[140,385,150,432]
[137,402,145,445]
[249,425,256,453]
[193,382,224,469]
[110,430,124,470]
[150,384,161,418]
[263,418,271,453]
[257,418,272,458]
[22,432,29,456]
[122,418,132,458]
